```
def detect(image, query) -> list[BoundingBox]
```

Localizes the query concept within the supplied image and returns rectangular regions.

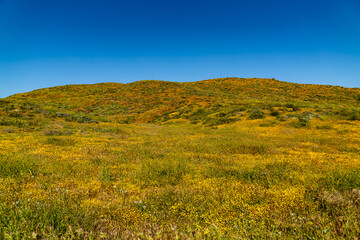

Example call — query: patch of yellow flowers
[1,117,360,238]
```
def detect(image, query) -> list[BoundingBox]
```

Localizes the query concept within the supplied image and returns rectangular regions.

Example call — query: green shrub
[276,115,287,121]
[188,108,207,122]
[0,99,10,107]
[336,109,360,120]
[0,117,27,128]
[348,111,360,121]
[355,94,360,102]
[290,112,313,128]
[65,114,98,123]
[8,110,22,118]
[292,117,310,128]
[204,114,236,126]
[285,103,301,111]
[248,108,264,120]
[270,109,280,117]
[43,109,58,118]
[2,104,15,112]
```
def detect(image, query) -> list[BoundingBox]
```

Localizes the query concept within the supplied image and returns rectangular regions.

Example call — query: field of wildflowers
[0,78,360,239]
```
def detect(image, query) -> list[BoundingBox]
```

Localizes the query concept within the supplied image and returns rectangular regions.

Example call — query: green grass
[45,137,76,146]
[0,155,39,179]
[320,168,360,191]
[0,193,97,239]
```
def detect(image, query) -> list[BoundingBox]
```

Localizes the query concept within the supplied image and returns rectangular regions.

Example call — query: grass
[45,137,77,146]
[0,155,39,178]
[0,118,359,239]
[321,168,360,191]
[0,78,360,238]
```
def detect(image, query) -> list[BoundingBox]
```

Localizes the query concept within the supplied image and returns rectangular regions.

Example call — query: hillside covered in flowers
[0,78,360,239]
[2,78,360,126]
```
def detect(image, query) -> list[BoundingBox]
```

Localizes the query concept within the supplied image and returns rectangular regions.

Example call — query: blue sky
[0,0,359,98]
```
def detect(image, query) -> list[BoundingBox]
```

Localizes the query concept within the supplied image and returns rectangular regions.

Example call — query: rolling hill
[1,77,359,128]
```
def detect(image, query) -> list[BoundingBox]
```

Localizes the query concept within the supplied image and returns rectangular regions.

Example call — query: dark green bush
[355,94,360,102]
[285,103,300,112]
[65,114,98,123]
[335,109,360,121]
[270,110,280,116]
[348,112,360,121]
[248,108,265,120]
[9,110,22,118]
[189,108,207,121]
[0,117,27,128]
[2,104,15,112]
[292,117,310,128]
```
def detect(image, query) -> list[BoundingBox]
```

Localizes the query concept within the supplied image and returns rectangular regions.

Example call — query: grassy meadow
[1,78,360,239]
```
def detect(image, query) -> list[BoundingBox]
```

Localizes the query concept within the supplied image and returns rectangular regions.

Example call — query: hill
[0,78,359,130]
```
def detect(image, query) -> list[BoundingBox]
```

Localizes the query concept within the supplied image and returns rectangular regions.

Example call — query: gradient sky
[0,0,359,98]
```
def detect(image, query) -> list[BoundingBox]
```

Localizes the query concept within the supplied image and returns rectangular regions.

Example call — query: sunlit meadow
[1,78,360,239]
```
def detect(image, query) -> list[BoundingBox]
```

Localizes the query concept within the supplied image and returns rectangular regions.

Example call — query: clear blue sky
[0,0,359,98]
